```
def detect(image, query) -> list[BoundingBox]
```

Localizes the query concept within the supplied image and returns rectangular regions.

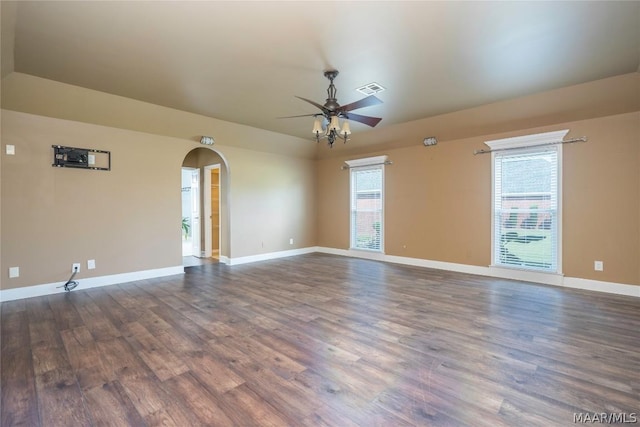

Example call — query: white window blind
[350,165,384,252]
[493,147,559,272]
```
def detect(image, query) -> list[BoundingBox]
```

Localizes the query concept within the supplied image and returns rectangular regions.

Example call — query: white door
[191,169,201,257]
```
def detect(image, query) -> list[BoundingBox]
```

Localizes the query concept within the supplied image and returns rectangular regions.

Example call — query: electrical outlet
[289,238,294,245]
[72,263,81,273]
[87,259,96,270]
[6,145,15,155]
[9,267,19,278]
[594,261,603,271]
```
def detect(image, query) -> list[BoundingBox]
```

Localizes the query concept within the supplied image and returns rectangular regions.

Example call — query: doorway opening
[181,147,230,267]
[181,167,200,257]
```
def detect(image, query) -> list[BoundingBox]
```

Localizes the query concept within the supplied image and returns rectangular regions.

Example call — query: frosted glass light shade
[312,119,323,135]
[329,116,340,131]
[341,120,351,135]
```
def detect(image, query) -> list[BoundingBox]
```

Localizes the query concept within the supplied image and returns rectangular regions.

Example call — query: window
[487,130,566,273]
[346,156,387,252]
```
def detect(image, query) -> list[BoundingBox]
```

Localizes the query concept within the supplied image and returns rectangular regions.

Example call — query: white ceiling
[3,1,640,141]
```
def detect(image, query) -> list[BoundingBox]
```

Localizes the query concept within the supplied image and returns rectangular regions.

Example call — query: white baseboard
[315,247,639,297]
[0,246,318,302]
[227,247,317,266]
[562,277,640,297]
[3,248,637,302]
[0,265,184,302]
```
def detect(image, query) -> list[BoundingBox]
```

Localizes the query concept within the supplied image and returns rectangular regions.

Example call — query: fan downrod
[323,70,340,111]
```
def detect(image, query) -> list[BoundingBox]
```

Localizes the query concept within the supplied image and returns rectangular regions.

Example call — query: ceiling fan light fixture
[283,69,383,148]
[329,116,340,131]
[312,118,323,135]
[341,120,351,136]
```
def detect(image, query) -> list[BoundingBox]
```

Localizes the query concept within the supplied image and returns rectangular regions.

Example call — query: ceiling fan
[281,70,383,147]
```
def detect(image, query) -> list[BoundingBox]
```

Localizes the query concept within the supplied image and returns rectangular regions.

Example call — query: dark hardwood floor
[2,253,639,426]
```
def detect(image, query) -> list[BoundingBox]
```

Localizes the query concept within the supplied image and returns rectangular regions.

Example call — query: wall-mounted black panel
[52,145,110,171]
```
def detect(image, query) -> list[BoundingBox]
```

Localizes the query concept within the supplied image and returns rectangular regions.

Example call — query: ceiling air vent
[356,82,385,96]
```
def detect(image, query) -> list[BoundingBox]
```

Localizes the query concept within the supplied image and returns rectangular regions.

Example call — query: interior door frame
[203,164,221,258]
[190,168,201,257]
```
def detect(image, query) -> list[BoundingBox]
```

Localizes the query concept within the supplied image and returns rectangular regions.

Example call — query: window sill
[489,264,564,286]
[350,247,384,253]
[348,248,386,261]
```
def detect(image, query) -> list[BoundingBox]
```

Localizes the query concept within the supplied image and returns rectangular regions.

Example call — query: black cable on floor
[57,268,79,292]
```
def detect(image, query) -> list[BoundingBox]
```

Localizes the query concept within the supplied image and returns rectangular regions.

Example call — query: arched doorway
[181,147,230,266]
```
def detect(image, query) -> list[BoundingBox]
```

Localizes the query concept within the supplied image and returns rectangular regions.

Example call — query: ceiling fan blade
[277,113,319,119]
[295,96,329,113]
[343,112,382,127]
[339,95,383,112]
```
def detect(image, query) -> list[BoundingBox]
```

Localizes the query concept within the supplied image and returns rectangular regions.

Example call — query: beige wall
[1,110,185,289]
[1,71,638,292]
[315,141,490,264]
[562,113,639,284]
[222,145,316,258]
[180,146,317,259]
[317,112,640,286]
[316,73,640,160]
[1,110,317,290]
[1,73,315,159]
[1,73,317,290]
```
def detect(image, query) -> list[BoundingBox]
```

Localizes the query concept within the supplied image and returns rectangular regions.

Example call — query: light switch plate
[6,145,15,155]
[9,267,19,278]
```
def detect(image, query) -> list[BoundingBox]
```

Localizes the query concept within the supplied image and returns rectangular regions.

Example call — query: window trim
[346,155,387,253]
[486,130,567,274]
[344,155,389,169]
